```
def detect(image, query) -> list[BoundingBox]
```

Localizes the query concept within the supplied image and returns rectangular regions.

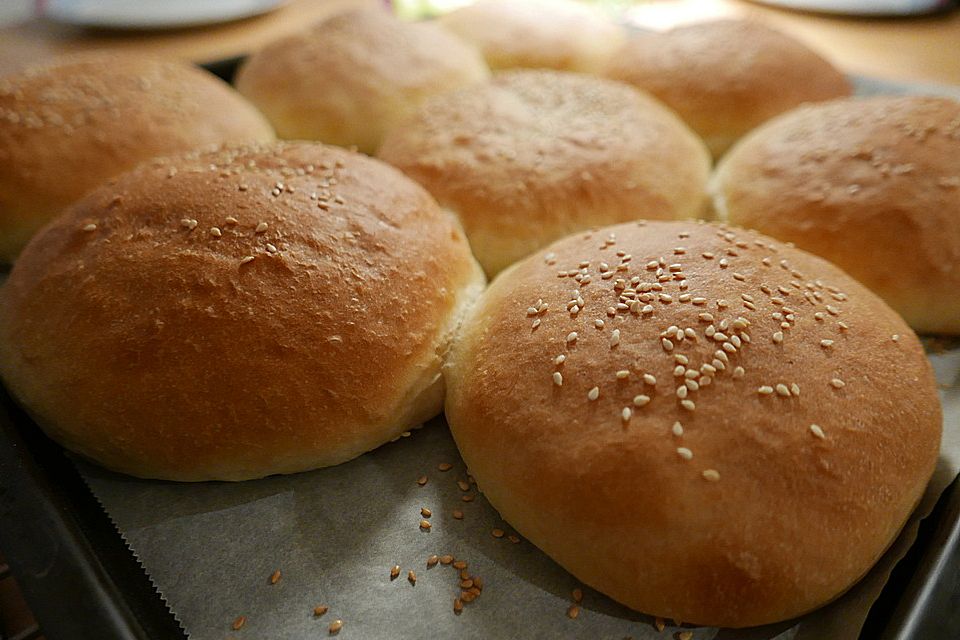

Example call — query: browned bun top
[378,70,710,276]
[0,142,484,481]
[234,8,489,154]
[445,220,940,627]
[605,20,851,158]
[714,95,960,334]
[438,0,625,73]
[0,53,275,262]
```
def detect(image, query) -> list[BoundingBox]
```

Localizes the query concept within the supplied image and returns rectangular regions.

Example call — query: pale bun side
[235,8,489,154]
[605,20,851,158]
[0,142,485,481]
[445,220,940,627]
[438,0,625,73]
[0,53,275,262]
[378,70,711,277]
[713,95,960,334]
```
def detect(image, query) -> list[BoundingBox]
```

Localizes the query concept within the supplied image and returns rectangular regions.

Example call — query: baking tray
[0,60,958,639]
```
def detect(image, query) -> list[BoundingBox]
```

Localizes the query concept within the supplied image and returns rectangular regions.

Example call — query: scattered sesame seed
[821,339,835,348]
[661,338,674,352]
[554,354,566,365]
[655,617,666,632]
[82,223,97,232]
[776,384,791,397]
[408,570,417,585]
[440,555,453,565]
[553,372,563,386]
[452,509,464,519]
[532,319,541,329]
[633,395,650,407]
[421,507,432,518]
[791,383,801,396]
[417,475,428,486]
[643,374,657,385]
[240,256,255,265]
[588,387,600,401]
[622,407,632,422]
[676,385,688,399]
[567,604,580,619]
[680,399,695,411]
[329,619,343,635]
[255,222,268,233]
[225,216,238,225]
[672,421,684,436]
[674,365,686,377]
[642,305,654,315]
[457,480,470,491]
[427,555,439,568]
[892,334,900,342]
[594,319,605,329]
[616,370,630,379]
[567,332,579,344]
[508,534,521,544]
[453,598,464,615]
[232,616,247,630]
[438,462,453,471]
[390,565,400,580]
[810,424,826,439]
[572,588,584,603]
[758,386,774,395]
[492,528,505,538]
[419,519,432,530]
[830,378,846,388]
[314,605,329,617]
[702,469,720,482]
[678,631,694,640]
[677,447,693,460]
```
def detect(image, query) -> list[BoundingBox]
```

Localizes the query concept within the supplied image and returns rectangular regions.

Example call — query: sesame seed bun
[445,220,940,627]
[0,53,275,263]
[437,0,625,73]
[713,95,960,334]
[605,20,851,159]
[0,142,485,481]
[377,70,711,277]
[234,8,489,155]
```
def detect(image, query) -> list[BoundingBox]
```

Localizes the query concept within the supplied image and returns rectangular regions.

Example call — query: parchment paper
[70,76,960,639]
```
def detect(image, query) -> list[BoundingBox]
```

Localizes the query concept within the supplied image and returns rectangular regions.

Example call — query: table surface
[0,0,957,86]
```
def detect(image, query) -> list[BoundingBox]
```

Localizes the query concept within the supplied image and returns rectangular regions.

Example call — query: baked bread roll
[0,142,484,481]
[445,220,940,627]
[438,0,625,73]
[605,20,851,158]
[234,8,489,154]
[378,70,710,276]
[0,53,274,263]
[713,95,960,334]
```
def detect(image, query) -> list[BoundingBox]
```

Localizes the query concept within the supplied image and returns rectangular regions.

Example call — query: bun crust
[0,53,275,262]
[605,20,851,158]
[235,9,489,154]
[0,142,484,481]
[445,220,940,627]
[378,70,710,276]
[713,95,960,334]
[438,0,625,73]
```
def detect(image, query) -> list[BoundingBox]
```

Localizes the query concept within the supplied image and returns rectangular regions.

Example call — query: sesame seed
[567,604,580,619]
[420,507,432,518]
[678,631,694,640]
[452,509,464,519]
[791,383,801,396]
[676,385,688,399]
[390,565,401,580]
[675,354,689,365]
[674,365,686,377]
[329,619,343,634]
[672,421,684,436]
[419,519,431,530]
[457,480,470,491]
[642,305,654,315]
[838,321,849,331]
[680,399,695,411]
[892,334,900,342]
[594,319,605,329]
[655,618,666,632]
[492,528,505,538]
[758,386,774,395]
[722,342,737,353]
[240,256,255,265]
[265,243,278,254]
[408,570,417,585]
[417,475,428,486]
[821,339,835,348]
[225,216,239,225]
[566,332,578,344]
[772,331,784,344]
[555,354,566,365]
[698,312,715,323]
[438,462,453,471]
[677,447,693,460]
[810,424,826,439]
[732,366,745,379]
[692,297,707,305]
[622,407,632,422]
[314,605,329,617]
[532,319,541,329]
[82,223,97,232]
[553,372,563,386]
[702,469,720,482]
[661,338,674,352]
[776,384,790,397]
[427,555,439,568]
[831,378,846,388]
[588,387,600,401]
[643,374,657,385]
[210,227,222,237]
[616,370,630,379]
[232,616,246,630]
[633,395,650,407]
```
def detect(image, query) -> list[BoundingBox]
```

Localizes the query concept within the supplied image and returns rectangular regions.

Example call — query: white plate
[43,0,286,30]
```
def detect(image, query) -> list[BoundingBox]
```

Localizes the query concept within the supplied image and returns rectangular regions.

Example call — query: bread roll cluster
[0,2,950,630]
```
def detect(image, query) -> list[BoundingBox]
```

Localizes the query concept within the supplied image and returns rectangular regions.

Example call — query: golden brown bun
[446,220,940,627]
[605,20,851,158]
[713,95,960,334]
[234,8,489,154]
[0,142,485,481]
[378,70,711,276]
[0,53,275,263]
[438,0,625,73]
